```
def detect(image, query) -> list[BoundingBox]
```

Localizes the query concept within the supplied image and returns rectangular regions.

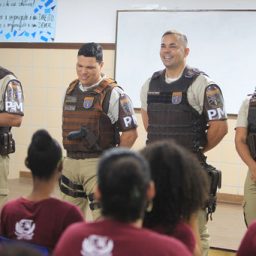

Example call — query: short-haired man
[60,43,138,220]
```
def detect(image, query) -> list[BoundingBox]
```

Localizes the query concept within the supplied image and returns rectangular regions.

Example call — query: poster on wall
[0,0,57,42]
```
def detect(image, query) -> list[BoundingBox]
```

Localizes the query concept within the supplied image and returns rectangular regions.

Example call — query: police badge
[83,96,94,109]
[172,92,182,104]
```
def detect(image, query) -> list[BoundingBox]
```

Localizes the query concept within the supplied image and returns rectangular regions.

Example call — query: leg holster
[0,132,15,155]
[59,175,87,198]
[204,164,222,220]
[59,175,102,211]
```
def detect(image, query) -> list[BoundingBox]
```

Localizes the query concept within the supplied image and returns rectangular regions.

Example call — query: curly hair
[140,140,209,234]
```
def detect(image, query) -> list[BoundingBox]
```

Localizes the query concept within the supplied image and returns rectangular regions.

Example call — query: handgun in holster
[0,132,15,155]
[67,126,101,151]
[197,152,222,220]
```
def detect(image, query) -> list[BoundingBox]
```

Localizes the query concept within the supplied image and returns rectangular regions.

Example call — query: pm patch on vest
[172,92,182,104]
[83,96,94,109]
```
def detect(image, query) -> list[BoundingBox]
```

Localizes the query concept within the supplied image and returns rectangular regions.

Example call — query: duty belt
[67,151,101,159]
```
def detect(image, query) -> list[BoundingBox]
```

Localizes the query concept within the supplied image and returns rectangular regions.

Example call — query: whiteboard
[115,10,256,114]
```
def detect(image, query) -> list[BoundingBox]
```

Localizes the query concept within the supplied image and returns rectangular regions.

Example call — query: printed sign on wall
[0,0,57,42]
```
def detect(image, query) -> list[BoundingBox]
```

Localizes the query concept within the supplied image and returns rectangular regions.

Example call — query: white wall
[55,0,256,43]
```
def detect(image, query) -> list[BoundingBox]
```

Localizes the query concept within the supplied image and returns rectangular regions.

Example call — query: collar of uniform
[79,74,106,92]
[165,67,184,84]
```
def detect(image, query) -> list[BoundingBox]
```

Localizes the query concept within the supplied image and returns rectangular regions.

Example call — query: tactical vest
[147,67,208,152]
[0,67,16,155]
[0,67,13,133]
[62,78,118,157]
[247,93,256,159]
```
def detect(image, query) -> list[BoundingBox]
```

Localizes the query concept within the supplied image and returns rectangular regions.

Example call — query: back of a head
[25,129,62,180]
[78,42,103,62]
[97,147,151,222]
[141,140,209,230]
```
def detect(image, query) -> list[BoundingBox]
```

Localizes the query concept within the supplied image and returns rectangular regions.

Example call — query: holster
[196,151,221,220]
[204,164,222,220]
[0,132,15,155]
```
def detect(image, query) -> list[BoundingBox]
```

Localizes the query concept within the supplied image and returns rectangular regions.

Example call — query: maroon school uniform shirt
[237,221,256,256]
[150,222,196,253]
[0,197,84,250]
[54,219,192,256]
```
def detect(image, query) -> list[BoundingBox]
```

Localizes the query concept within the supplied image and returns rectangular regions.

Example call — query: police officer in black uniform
[140,30,228,256]
[0,67,24,205]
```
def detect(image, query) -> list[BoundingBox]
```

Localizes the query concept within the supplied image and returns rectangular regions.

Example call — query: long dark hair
[141,140,209,234]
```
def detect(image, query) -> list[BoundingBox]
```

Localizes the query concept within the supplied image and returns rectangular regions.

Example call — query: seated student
[140,140,209,256]
[54,147,192,256]
[237,220,256,256]
[0,130,84,251]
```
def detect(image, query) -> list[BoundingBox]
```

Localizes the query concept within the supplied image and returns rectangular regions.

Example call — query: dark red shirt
[0,197,84,250]
[54,219,192,256]
[237,221,256,256]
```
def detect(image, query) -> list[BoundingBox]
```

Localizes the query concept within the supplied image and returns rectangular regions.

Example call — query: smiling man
[140,30,228,256]
[60,43,138,220]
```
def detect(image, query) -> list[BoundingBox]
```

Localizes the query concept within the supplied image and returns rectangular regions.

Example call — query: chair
[0,236,49,255]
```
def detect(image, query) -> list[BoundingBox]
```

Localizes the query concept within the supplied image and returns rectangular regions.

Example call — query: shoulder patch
[205,85,223,108]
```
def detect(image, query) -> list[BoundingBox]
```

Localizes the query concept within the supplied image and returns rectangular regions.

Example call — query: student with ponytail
[0,129,84,251]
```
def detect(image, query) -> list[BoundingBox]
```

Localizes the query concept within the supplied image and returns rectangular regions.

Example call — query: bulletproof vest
[0,67,13,134]
[62,78,118,154]
[147,67,208,152]
[247,93,256,159]
[248,93,256,133]
[0,67,13,79]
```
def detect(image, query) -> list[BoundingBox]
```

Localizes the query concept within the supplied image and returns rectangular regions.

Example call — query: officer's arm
[235,127,256,179]
[119,128,138,148]
[0,113,22,127]
[141,108,148,131]
[203,120,228,153]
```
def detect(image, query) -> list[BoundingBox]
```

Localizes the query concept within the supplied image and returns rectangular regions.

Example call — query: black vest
[0,67,14,133]
[147,67,208,152]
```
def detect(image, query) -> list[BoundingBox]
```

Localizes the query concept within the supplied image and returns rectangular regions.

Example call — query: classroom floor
[5,177,247,255]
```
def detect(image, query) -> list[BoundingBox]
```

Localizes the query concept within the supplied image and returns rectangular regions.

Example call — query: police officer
[140,30,228,256]
[0,67,24,205]
[235,90,256,227]
[60,43,138,220]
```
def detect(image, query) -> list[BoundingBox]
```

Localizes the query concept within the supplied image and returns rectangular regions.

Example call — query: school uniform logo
[81,235,114,256]
[171,92,182,104]
[83,97,94,109]
[15,219,35,240]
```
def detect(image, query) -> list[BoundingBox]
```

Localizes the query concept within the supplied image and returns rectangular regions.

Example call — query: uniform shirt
[237,221,256,256]
[236,98,249,128]
[150,222,196,254]
[54,219,192,256]
[0,197,84,250]
[140,71,227,120]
